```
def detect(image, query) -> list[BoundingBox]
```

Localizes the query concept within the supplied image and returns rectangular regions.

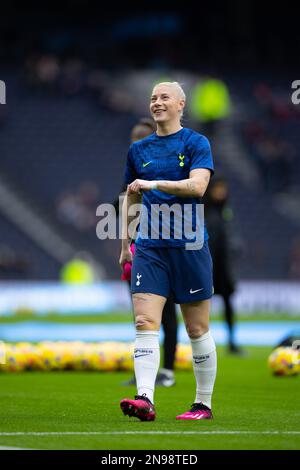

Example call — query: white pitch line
[0,431,299,436]
[0,445,33,450]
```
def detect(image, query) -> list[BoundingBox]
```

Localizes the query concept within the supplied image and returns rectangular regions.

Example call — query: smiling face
[150,83,185,125]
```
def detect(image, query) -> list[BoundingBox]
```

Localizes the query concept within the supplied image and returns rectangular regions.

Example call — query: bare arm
[155,168,211,198]
[127,168,211,198]
[119,190,142,267]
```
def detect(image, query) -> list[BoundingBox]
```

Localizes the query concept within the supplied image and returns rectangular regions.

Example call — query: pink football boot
[176,402,213,420]
[120,394,156,422]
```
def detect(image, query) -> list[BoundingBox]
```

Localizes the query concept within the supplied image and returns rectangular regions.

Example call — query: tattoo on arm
[175,181,182,192]
[187,181,196,193]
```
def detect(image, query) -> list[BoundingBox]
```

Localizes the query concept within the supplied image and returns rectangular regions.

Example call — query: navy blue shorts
[131,242,214,304]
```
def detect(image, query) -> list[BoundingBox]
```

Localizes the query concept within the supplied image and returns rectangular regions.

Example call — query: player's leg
[176,299,217,420]
[131,245,170,402]
[120,293,165,421]
[133,292,166,401]
[223,292,243,354]
[223,292,234,349]
[168,243,217,420]
[157,296,177,386]
[120,246,169,421]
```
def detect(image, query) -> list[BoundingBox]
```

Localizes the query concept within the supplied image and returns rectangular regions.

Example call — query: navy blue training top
[124,127,214,248]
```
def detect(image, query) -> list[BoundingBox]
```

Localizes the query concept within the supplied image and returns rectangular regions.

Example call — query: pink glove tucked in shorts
[121,243,135,281]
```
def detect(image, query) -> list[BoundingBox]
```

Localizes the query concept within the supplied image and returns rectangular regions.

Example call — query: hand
[127,179,154,195]
[119,247,133,268]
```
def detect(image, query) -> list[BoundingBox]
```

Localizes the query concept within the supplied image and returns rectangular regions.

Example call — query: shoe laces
[190,402,211,412]
[135,393,153,405]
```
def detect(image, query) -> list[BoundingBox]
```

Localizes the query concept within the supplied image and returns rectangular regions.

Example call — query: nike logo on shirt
[142,161,152,167]
[190,288,204,294]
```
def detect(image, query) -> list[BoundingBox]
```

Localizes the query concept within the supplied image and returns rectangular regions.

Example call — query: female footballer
[120,82,216,421]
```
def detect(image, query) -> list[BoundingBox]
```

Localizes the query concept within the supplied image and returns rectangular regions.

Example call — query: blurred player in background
[119,82,217,421]
[117,118,178,387]
[205,177,243,354]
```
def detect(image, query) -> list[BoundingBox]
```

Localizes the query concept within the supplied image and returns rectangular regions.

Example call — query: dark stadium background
[0,1,299,310]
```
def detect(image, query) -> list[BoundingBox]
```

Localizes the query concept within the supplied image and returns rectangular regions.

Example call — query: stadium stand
[0,65,299,281]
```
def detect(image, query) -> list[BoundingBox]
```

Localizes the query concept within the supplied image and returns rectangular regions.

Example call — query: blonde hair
[154,81,186,100]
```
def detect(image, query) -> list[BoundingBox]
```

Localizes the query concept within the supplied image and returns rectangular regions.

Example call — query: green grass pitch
[0,346,299,450]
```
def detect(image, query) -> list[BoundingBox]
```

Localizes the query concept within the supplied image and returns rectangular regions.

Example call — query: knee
[135,313,160,331]
[186,324,209,339]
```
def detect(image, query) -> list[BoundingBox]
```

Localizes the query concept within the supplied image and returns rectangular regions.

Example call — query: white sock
[134,330,160,404]
[190,331,217,409]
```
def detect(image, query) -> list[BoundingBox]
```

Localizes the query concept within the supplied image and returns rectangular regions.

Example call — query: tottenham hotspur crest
[178,153,185,167]
[136,273,142,286]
